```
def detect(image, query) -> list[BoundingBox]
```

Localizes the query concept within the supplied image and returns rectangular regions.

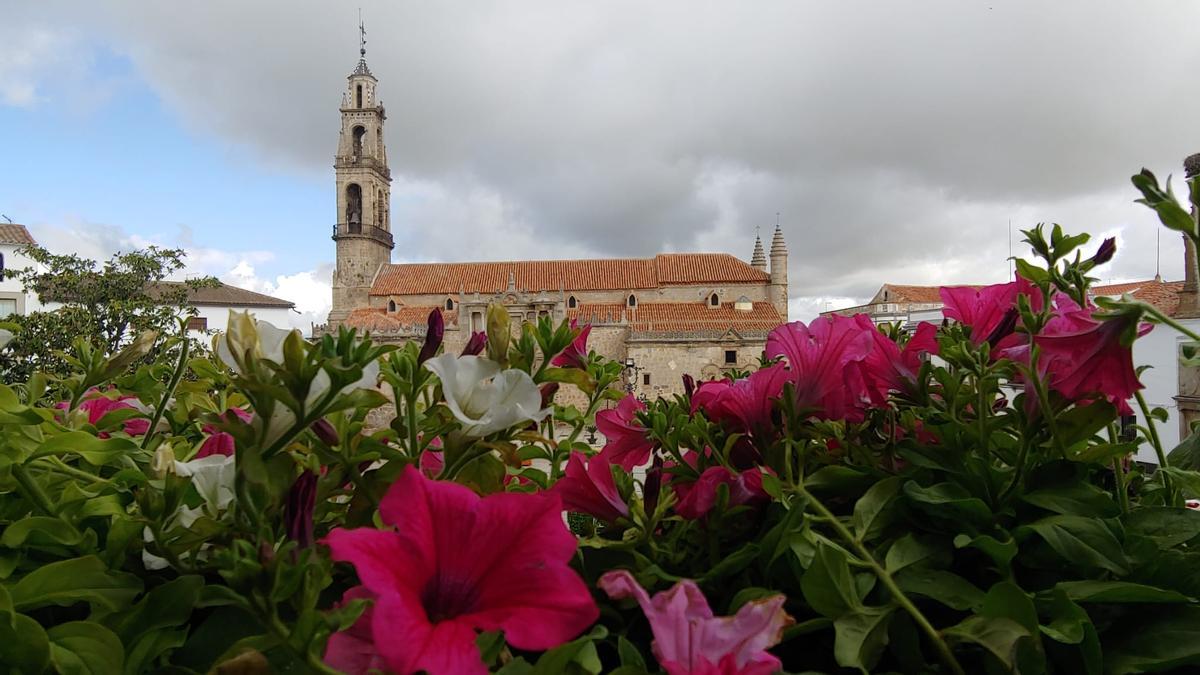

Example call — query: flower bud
[284,470,318,549]
[1090,237,1117,266]
[418,309,444,365]
[682,374,696,400]
[643,455,664,518]
[311,418,339,446]
[461,331,487,357]
[151,445,176,479]
[539,382,560,409]
[486,304,511,364]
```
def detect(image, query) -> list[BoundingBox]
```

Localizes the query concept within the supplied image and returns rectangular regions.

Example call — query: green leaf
[895,569,985,611]
[541,367,596,395]
[532,625,606,675]
[1105,605,1200,674]
[48,621,125,675]
[903,481,993,531]
[1022,482,1119,518]
[0,607,51,672]
[852,476,903,542]
[833,605,895,671]
[0,515,85,549]
[1055,580,1192,604]
[1132,169,1197,236]
[1123,507,1200,548]
[953,533,1018,573]
[1158,466,1200,497]
[801,542,862,618]
[1023,515,1129,575]
[803,465,874,495]
[944,615,1032,672]
[109,575,203,674]
[32,431,141,465]
[885,534,945,574]
[7,555,143,613]
[1053,401,1117,448]
[981,582,1038,634]
[616,636,646,670]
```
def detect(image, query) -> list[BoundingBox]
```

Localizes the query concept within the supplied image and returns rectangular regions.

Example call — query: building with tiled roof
[313,54,789,398]
[0,223,38,318]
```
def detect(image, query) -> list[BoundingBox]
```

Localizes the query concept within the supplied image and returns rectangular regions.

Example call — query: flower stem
[1135,390,1176,506]
[795,483,966,675]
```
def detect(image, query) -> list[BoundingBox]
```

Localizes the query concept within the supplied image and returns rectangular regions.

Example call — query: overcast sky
[2,1,1199,327]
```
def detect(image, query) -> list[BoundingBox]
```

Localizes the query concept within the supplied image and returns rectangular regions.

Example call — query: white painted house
[0,224,40,318]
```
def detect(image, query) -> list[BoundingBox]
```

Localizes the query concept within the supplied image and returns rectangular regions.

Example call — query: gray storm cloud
[9,0,1200,316]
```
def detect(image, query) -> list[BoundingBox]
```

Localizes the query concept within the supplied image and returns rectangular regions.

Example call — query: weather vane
[358,8,367,57]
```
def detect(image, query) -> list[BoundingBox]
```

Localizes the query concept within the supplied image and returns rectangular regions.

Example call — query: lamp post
[622,357,644,395]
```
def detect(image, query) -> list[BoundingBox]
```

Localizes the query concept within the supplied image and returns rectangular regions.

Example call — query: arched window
[356,84,363,108]
[346,183,362,227]
[627,294,637,308]
[567,295,577,308]
[445,298,454,310]
[709,293,719,306]
[387,300,396,312]
[352,125,366,156]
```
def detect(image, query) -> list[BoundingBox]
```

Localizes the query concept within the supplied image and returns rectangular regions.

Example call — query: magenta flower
[598,570,792,675]
[61,392,150,437]
[551,452,629,523]
[461,331,487,357]
[939,281,1023,345]
[692,365,788,438]
[859,317,939,404]
[551,323,592,369]
[1035,312,1150,414]
[323,587,389,674]
[285,470,318,548]
[596,395,655,470]
[673,467,768,520]
[419,449,445,478]
[765,316,875,421]
[196,407,254,459]
[323,466,598,675]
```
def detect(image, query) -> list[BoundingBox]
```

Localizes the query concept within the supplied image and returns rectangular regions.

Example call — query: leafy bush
[2,169,1200,674]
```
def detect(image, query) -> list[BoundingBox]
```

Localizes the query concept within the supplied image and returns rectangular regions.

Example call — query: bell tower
[328,19,393,324]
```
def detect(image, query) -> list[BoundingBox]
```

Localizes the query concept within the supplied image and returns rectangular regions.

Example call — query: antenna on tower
[358,8,367,57]
[775,212,781,229]
[0,214,11,224]
[1156,228,1162,281]
[1008,218,1013,280]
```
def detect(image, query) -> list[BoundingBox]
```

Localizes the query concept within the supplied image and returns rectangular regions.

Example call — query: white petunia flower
[424,353,550,437]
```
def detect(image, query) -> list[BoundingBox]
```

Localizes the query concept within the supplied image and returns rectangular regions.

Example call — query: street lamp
[622,357,644,395]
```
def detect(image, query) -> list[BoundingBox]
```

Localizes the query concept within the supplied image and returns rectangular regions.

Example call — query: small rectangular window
[725,350,737,364]
[643,373,651,386]
[187,316,208,331]
[0,298,16,318]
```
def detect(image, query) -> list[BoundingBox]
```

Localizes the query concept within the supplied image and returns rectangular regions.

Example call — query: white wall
[187,306,296,337]
[0,243,41,316]
[1131,318,1200,463]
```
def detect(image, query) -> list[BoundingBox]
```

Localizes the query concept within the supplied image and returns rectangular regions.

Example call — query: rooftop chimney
[1178,153,1200,317]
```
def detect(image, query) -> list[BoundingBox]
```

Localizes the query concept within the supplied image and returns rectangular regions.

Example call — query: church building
[314,47,789,398]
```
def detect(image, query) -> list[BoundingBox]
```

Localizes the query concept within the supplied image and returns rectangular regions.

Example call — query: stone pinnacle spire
[751,230,766,270]
[770,221,787,255]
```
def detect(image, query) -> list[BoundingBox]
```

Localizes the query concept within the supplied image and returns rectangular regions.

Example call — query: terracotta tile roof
[572,301,783,333]
[0,224,36,246]
[370,253,767,296]
[878,284,949,304]
[145,281,294,308]
[1093,279,1184,316]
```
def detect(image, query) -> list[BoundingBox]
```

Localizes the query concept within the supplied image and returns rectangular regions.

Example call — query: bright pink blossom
[551,323,592,369]
[692,365,788,438]
[323,466,598,675]
[940,281,1022,345]
[323,587,389,674]
[597,395,655,470]
[599,570,791,675]
[858,317,939,404]
[765,316,874,421]
[1035,312,1150,414]
[60,392,150,437]
[551,452,629,523]
[196,407,254,458]
[673,467,768,520]
[420,450,445,478]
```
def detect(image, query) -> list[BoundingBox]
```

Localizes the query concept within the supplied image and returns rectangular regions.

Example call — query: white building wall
[1131,318,1200,463]
[0,244,41,316]
[186,306,295,337]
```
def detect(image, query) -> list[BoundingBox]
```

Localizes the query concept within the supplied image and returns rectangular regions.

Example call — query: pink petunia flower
[550,323,592,369]
[858,317,939,405]
[598,570,792,675]
[596,395,655,470]
[323,466,599,675]
[940,281,1021,345]
[691,365,789,439]
[60,391,151,438]
[673,467,768,520]
[765,315,875,422]
[551,452,629,523]
[196,407,254,459]
[1035,311,1150,415]
[324,587,389,674]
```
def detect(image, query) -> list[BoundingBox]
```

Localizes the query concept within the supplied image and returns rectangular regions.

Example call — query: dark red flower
[692,365,788,439]
[551,452,629,523]
[285,470,318,548]
[673,467,768,520]
[461,331,487,357]
[1035,311,1150,414]
[596,395,655,470]
[419,309,445,365]
[196,407,254,458]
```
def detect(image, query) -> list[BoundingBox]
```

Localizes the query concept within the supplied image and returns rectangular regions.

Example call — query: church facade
[314,51,789,398]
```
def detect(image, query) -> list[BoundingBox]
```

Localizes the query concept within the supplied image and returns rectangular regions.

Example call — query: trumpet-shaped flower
[858,317,938,404]
[673,467,768,520]
[550,323,592,369]
[324,587,389,674]
[599,570,791,675]
[323,466,599,675]
[691,365,788,438]
[551,452,629,523]
[461,331,487,356]
[596,395,655,470]
[765,316,874,421]
[419,309,445,365]
[940,281,1022,345]
[424,354,551,437]
[59,391,150,437]
[214,310,293,374]
[1035,311,1150,414]
[196,407,254,459]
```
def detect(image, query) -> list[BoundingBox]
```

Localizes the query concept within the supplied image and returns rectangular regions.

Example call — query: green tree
[0,245,217,382]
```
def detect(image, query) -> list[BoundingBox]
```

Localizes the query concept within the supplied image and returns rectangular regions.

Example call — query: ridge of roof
[0,224,37,246]
[153,281,295,309]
